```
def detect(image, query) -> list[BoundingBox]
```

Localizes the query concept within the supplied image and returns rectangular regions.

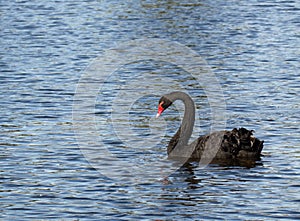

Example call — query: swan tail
[221,128,264,159]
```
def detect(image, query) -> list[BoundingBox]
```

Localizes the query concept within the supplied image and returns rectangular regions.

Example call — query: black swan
[156,91,264,162]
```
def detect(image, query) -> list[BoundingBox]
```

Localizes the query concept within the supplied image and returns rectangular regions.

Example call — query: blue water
[1,0,300,220]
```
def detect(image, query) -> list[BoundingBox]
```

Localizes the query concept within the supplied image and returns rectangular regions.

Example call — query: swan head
[156,95,173,118]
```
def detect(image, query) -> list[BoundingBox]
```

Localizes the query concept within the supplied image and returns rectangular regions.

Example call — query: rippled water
[1,0,300,220]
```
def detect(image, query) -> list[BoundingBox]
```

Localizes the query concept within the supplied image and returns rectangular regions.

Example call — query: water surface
[1,0,300,220]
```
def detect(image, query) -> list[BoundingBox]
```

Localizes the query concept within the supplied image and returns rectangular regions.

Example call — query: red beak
[156,102,164,118]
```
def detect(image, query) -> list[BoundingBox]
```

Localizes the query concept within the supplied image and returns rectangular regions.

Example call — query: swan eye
[159,96,172,109]
[162,102,169,109]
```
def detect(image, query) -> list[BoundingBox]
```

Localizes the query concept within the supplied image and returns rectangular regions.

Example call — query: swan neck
[167,92,195,152]
[181,93,195,145]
